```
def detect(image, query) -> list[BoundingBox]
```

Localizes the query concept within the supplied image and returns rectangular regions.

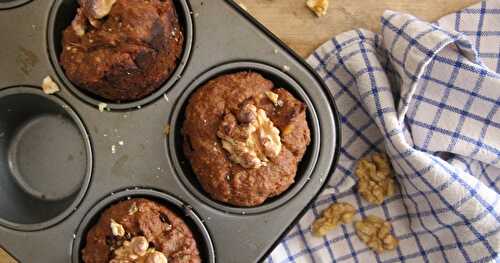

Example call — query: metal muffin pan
[0,0,341,262]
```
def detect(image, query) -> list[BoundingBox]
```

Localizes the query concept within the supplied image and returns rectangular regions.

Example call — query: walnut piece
[145,252,168,263]
[111,236,169,263]
[130,236,149,256]
[306,0,329,17]
[128,202,138,215]
[98,102,108,112]
[72,0,116,36]
[354,215,399,253]
[356,153,395,205]
[71,8,87,36]
[163,124,171,136]
[311,202,356,236]
[88,17,102,28]
[265,91,279,106]
[42,76,60,94]
[217,103,281,169]
[80,0,117,19]
[110,219,125,237]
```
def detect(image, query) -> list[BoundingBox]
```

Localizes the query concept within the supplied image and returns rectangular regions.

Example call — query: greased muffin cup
[168,62,320,215]
[0,0,340,262]
[0,87,92,231]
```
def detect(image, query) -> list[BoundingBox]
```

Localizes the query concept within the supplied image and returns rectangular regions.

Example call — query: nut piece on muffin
[182,72,311,207]
[82,198,201,263]
[60,0,184,102]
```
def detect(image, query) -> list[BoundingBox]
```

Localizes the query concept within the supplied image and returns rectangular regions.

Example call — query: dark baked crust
[60,0,184,102]
[182,72,311,206]
[82,198,201,263]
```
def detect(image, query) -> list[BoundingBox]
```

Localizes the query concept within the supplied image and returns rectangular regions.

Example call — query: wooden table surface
[238,0,478,57]
[0,0,478,262]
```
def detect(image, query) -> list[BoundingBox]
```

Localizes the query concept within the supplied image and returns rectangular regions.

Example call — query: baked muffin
[60,0,184,102]
[82,198,201,263]
[182,72,311,206]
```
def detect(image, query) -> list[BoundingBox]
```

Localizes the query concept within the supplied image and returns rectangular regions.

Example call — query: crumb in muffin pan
[41,76,60,94]
[311,202,356,236]
[354,215,399,253]
[98,102,108,112]
[356,153,396,205]
[163,124,171,136]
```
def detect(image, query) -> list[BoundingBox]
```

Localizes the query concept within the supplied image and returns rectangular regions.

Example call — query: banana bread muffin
[82,198,201,263]
[60,0,184,102]
[182,72,311,206]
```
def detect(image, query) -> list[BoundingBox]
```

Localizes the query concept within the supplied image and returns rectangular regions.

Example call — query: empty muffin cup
[0,87,92,231]
[168,62,321,215]
[72,188,215,263]
[47,0,193,110]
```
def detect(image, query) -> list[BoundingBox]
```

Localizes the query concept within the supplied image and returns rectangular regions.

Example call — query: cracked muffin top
[182,72,311,206]
[60,0,184,102]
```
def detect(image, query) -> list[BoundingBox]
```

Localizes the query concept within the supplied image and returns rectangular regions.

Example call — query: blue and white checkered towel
[268,1,500,262]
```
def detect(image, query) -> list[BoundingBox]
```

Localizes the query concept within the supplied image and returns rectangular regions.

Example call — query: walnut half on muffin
[182,72,311,207]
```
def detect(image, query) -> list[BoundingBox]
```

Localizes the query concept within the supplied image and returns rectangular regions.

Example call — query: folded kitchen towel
[268,1,500,262]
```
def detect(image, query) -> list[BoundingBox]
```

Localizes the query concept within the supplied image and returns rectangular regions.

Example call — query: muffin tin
[0,0,341,262]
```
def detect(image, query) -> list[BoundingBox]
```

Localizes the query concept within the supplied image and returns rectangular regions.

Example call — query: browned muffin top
[82,198,201,263]
[60,0,184,102]
[182,72,311,206]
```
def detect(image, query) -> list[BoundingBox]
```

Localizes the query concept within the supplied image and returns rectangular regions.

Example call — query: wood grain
[238,0,478,57]
[0,1,478,262]
[0,249,16,263]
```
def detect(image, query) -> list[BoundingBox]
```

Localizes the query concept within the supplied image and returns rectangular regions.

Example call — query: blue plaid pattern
[268,1,500,262]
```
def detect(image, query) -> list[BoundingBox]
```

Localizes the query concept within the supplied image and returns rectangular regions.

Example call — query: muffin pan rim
[70,188,216,263]
[0,86,94,232]
[167,61,322,215]
[46,0,194,110]
[0,0,31,10]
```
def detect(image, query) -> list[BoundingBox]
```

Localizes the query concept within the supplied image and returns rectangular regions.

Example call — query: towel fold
[269,1,500,262]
